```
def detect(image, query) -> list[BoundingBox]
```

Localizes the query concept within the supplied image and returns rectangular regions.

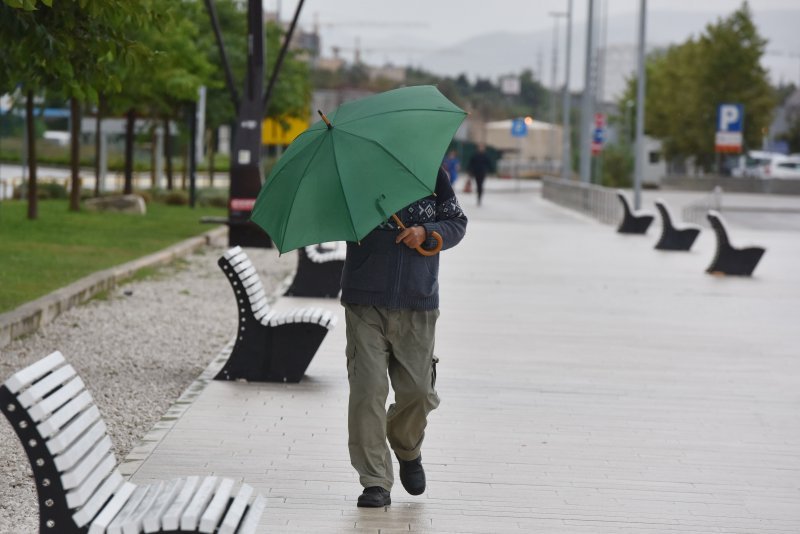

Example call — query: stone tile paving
[127,181,800,533]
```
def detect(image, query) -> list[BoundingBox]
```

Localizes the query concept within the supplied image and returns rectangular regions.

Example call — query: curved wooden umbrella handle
[391,214,443,256]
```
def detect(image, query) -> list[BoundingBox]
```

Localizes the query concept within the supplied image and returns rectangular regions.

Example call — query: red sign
[230,198,256,211]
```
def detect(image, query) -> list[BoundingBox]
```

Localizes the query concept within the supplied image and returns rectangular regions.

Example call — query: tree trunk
[164,117,173,190]
[124,108,135,194]
[150,125,157,189]
[181,143,188,190]
[69,97,81,211]
[208,128,216,189]
[94,94,104,197]
[25,90,38,220]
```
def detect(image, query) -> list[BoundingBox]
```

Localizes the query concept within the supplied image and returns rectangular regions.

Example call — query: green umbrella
[250,85,467,254]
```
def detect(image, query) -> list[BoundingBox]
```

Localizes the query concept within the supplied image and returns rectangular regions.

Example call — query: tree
[1,0,153,215]
[620,2,775,173]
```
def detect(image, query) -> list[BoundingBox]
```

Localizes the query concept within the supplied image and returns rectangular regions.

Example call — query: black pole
[226,0,270,248]
[188,101,197,208]
[262,0,306,113]
[203,0,240,112]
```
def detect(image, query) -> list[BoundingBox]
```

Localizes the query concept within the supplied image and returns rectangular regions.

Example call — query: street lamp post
[549,11,567,173]
[561,0,573,180]
[633,0,647,209]
[579,0,596,184]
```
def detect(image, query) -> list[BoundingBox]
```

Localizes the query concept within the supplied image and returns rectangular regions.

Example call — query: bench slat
[223,246,243,260]
[236,494,267,534]
[320,310,333,327]
[17,364,76,408]
[47,405,101,456]
[218,483,254,534]
[105,483,149,534]
[4,351,65,394]
[250,296,268,314]
[142,478,183,533]
[237,264,256,279]
[228,252,248,267]
[87,481,136,534]
[38,390,93,438]
[161,476,199,531]
[327,314,339,329]
[231,256,253,272]
[198,478,235,533]
[65,452,117,508]
[180,476,218,531]
[54,419,106,472]
[62,435,113,490]
[72,470,124,528]
[122,481,162,534]
[29,376,85,422]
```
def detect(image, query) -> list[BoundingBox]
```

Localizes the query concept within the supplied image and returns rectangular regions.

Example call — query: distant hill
[407,9,799,99]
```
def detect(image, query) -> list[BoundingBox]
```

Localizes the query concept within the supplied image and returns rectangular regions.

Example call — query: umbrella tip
[318,110,333,129]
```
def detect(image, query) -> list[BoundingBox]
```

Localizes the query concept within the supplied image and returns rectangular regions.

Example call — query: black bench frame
[216,246,336,383]
[284,242,346,298]
[616,191,654,234]
[653,199,701,251]
[0,351,265,534]
[705,210,766,276]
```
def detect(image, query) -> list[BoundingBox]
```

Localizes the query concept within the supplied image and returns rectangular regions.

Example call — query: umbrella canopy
[250,85,467,253]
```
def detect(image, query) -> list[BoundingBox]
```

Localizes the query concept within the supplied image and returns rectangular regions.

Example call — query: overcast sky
[267,0,800,87]
[275,0,797,45]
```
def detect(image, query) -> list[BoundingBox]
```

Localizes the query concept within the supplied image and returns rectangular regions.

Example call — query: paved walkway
[124,180,800,533]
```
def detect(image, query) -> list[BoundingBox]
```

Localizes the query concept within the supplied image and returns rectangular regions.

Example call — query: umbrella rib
[336,128,437,194]
[277,134,331,250]
[329,135,361,242]
[335,108,465,128]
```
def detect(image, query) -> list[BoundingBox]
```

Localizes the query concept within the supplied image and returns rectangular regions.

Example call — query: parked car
[763,155,800,179]
[731,150,778,178]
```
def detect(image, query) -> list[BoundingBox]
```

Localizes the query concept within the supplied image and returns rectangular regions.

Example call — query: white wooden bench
[0,351,266,534]
[284,242,346,298]
[216,246,337,382]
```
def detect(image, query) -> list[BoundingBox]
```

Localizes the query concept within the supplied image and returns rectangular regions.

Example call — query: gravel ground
[0,241,296,533]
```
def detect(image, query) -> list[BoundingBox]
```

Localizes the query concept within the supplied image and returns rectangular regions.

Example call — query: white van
[763,155,800,179]
[731,150,780,178]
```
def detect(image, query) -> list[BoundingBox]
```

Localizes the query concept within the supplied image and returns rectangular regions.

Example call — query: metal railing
[681,185,722,226]
[541,177,622,225]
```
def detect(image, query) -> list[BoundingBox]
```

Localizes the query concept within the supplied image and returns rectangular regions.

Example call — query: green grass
[0,199,227,313]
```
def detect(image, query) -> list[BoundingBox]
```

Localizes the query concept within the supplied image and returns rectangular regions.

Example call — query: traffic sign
[510,118,528,138]
[715,103,743,153]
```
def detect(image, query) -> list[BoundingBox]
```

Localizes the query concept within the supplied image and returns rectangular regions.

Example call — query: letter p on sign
[718,103,743,133]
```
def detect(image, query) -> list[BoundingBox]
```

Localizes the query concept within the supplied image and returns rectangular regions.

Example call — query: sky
[267,0,800,90]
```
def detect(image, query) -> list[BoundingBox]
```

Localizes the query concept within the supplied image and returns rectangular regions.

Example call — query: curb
[0,225,228,349]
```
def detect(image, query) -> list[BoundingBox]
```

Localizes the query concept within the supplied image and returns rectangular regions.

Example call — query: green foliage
[619,3,775,172]
[600,144,634,188]
[0,198,226,312]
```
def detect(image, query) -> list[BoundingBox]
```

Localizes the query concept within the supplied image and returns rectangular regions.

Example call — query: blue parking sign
[717,104,743,133]
[510,118,527,137]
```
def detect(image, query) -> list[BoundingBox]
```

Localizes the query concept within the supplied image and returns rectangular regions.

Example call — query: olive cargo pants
[344,303,440,491]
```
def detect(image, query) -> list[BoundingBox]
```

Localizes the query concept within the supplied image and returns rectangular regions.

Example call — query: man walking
[340,166,467,507]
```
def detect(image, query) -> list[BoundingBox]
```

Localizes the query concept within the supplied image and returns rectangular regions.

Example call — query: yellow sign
[262,116,309,146]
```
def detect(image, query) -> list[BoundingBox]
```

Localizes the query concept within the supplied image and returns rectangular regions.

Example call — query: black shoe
[357,486,391,507]
[396,454,426,495]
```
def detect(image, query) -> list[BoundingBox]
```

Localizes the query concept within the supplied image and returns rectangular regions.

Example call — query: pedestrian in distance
[340,165,468,508]
[467,143,492,206]
[443,149,460,185]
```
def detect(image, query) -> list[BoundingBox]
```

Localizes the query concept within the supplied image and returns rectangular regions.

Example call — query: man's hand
[396,226,427,249]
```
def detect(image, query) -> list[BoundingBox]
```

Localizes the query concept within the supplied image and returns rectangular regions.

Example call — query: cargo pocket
[346,344,357,380]
[431,355,439,389]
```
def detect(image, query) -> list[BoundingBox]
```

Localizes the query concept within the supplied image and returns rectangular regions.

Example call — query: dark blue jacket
[340,168,467,310]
